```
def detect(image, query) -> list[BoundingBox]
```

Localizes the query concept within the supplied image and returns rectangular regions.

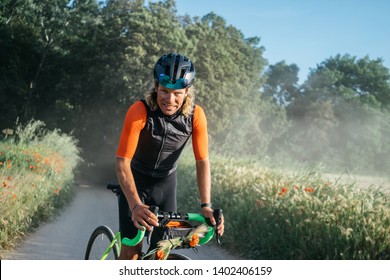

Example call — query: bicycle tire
[85,225,119,260]
[167,252,191,260]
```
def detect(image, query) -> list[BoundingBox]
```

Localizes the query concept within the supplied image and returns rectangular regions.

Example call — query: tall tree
[0,0,72,127]
[304,54,390,109]
[263,61,301,106]
[182,12,270,146]
[282,54,390,174]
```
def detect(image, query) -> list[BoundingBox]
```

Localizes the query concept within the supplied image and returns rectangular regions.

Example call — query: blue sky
[174,0,390,83]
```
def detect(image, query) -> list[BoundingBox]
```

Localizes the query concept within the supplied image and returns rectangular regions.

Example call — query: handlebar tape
[122,226,146,247]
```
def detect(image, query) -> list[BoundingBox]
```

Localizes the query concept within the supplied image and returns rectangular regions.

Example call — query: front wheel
[168,252,191,260]
[85,225,119,260]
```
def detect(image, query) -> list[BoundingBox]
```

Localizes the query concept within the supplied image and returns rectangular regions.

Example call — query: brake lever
[146,205,159,245]
[213,208,223,245]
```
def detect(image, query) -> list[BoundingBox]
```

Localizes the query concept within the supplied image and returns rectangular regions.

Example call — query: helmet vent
[154,53,195,88]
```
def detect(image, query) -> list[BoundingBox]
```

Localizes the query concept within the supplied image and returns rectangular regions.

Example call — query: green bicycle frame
[100,231,121,260]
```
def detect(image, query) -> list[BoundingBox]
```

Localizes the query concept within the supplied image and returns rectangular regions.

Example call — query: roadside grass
[0,121,82,258]
[177,152,390,260]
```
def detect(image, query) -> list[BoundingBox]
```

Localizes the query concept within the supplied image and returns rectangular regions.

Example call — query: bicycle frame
[99,231,122,260]
[86,184,222,260]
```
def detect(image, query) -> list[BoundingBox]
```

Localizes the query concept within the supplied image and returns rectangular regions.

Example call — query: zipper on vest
[153,119,167,176]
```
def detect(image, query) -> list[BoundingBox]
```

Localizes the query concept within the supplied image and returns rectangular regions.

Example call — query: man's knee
[118,244,142,260]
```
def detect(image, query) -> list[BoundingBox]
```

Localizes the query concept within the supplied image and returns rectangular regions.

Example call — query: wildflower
[304,187,315,193]
[143,224,208,260]
[34,152,41,161]
[278,187,288,196]
[189,234,199,247]
[11,193,17,205]
[3,181,6,188]
[293,185,299,190]
[156,250,165,260]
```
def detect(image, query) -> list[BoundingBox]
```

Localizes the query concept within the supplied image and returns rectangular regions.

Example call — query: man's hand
[131,204,159,232]
[202,207,224,236]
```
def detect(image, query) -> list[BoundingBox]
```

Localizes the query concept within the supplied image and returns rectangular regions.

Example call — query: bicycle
[84,184,222,260]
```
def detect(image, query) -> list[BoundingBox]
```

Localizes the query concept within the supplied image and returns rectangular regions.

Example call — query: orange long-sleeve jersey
[117,100,208,177]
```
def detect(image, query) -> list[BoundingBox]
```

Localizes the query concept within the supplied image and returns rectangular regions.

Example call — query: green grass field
[177,152,390,259]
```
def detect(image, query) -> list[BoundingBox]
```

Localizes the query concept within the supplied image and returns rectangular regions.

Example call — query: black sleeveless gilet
[131,99,194,178]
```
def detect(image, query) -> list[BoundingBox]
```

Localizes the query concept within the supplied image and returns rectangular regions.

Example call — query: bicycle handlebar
[122,208,220,247]
[106,184,222,247]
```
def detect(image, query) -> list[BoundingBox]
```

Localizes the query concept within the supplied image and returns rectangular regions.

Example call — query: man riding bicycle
[115,53,225,260]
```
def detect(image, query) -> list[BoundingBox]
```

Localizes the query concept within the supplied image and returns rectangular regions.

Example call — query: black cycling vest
[131,99,194,178]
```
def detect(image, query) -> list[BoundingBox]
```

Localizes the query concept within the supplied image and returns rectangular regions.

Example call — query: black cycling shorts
[118,168,177,241]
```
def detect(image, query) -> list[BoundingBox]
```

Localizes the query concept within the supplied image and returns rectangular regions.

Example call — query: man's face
[156,85,187,116]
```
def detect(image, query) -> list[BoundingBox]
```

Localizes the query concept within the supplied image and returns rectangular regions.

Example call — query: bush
[0,120,82,257]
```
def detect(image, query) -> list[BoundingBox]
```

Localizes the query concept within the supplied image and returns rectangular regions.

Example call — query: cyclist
[115,53,224,260]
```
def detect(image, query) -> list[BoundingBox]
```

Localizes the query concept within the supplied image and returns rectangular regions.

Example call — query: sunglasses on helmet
[158,74,189,89]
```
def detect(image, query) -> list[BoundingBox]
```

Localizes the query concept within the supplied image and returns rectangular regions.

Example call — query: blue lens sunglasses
[158,74,189,89]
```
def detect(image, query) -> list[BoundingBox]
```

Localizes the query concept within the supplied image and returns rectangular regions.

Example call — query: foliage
[183,12,267,139]
[177,152,390,260]
[262,61,301,106]
[265,55,390,176]
[216,96,289,156]
[0,120,81,257]
[1,0,280,177]
[0,0,73,127]
[305,54,390,108]
[2,0,390,178]
[143,224,208,260]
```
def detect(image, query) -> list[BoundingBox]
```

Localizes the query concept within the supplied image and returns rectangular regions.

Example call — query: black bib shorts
[118,168,177,241]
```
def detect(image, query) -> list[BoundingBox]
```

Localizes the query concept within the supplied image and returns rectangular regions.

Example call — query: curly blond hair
[145,84,195,117]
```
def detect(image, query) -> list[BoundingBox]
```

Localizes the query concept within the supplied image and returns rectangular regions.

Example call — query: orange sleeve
[116,101,147,159]
[192,105,209,160]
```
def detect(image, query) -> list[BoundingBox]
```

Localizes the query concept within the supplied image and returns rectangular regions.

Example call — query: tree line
[1,0,389,178]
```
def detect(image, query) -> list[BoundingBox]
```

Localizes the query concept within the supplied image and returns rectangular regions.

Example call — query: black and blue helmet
[154,53,196,89]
